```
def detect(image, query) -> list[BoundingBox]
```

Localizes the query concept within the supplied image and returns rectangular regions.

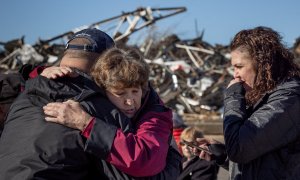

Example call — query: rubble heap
[2,7,298,134]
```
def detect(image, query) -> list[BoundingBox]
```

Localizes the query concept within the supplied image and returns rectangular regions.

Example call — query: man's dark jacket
[0,73,114,179]
[0,73,23,136]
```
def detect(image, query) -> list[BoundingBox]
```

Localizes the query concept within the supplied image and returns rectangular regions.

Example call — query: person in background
[197,26,300,180]
[177,126,218,180]
[172,111,187,155]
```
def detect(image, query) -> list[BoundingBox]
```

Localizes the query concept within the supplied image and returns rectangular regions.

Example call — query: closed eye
[132,90,139,93]
[115,92,125,96]
[109,91,125,96]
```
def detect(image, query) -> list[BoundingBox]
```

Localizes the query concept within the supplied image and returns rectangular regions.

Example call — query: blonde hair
[180,126,204,142]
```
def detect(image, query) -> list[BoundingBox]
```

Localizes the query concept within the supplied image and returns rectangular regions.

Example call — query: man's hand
[41,66,75,79]
[43,100,92,131]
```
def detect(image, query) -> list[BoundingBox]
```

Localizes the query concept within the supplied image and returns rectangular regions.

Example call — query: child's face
[106,86,142,118]
[180,138,195,159]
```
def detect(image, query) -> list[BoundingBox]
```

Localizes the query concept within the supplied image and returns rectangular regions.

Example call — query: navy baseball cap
[65,28,115,54]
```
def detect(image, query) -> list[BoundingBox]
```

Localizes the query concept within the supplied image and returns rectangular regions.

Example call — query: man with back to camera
[0,28,116,179]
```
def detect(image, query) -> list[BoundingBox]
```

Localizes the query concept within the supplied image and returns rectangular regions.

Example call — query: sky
[1,0,299,48]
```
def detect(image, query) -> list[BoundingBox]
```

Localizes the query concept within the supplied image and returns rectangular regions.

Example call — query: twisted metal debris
[0,7,187,72]
[9,7,300,134]
[0,7,230,129]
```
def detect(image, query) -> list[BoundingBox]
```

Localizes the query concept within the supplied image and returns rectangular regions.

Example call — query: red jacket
[83,86,173,177]
[173,127,185,155]
[28,66,174,177]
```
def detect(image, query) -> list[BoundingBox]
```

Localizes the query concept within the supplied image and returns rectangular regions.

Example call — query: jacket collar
[252,77,300,110]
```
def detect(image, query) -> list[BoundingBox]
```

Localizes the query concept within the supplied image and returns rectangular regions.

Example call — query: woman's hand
[43,100,92,131]
[227,78,243,88]
[41,66,75,79]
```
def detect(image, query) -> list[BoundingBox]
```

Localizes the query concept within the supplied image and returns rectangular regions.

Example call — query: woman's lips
[124,109,135,114]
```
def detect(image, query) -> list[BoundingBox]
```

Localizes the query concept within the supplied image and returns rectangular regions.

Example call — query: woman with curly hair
[196,26,300,179]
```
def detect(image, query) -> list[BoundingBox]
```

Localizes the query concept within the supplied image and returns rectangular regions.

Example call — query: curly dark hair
[230,26,300,106]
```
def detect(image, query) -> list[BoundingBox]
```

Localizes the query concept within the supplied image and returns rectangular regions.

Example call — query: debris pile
[5,7,298,134]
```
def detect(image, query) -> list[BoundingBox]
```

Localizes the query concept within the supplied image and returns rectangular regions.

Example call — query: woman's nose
[125,98,133,106]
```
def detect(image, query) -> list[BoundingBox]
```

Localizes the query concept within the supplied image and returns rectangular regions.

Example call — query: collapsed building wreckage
[1,6,233,134]
[0,7,187,70]
[140,33,232,134]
